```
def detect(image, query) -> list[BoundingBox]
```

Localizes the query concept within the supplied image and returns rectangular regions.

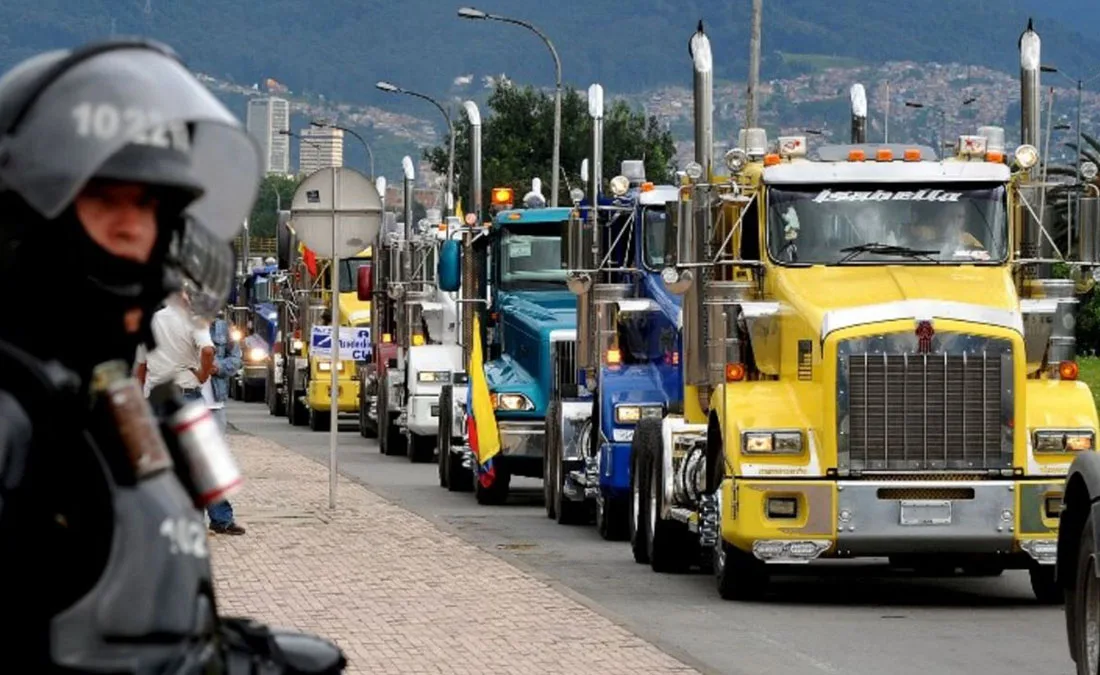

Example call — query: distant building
[299,126,344,176]
[246,97,290,175]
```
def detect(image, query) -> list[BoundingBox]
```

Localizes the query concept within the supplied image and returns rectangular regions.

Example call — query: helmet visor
[0,47,261,241]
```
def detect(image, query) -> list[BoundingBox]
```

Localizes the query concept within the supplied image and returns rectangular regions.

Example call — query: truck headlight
[248,347,268,362]
[742,430,803,454]
[230,327,243,342]
[317,360,344,372]
[291,338,304,354]
[490,392,534,411]
[417,370,450,383]
[1033,429,1094,453]
[615,404,664,424]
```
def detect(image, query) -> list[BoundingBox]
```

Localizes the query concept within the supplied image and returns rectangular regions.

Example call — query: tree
[248,174,301,238]
[425,82,677,213]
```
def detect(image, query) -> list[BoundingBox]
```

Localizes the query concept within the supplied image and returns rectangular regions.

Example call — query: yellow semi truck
[628,22,1098,602]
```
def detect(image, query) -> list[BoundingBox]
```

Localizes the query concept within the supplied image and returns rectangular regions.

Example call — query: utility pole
[746,0,763,128]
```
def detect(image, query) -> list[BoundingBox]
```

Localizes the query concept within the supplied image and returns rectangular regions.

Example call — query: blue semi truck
[228,260,280,402]
[437,183,579,505]
[546,88,684,539]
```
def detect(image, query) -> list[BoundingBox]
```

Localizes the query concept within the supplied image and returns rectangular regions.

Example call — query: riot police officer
[0,39,345,673]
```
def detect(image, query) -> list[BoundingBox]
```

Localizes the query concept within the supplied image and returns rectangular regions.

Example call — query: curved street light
[376,80,455,215]
[458,6,562,207]
[311,120,374,179]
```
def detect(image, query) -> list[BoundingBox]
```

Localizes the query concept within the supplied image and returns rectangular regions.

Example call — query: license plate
[899,500,952,526]
[430,404,440,417]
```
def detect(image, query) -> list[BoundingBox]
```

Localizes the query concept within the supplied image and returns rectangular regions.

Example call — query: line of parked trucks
[228,19,1100,673]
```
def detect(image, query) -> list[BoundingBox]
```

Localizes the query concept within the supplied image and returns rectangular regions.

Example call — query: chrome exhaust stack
[850,84,867,144]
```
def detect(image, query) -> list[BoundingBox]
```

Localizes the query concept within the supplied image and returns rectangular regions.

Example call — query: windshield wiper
[837,242,939,264]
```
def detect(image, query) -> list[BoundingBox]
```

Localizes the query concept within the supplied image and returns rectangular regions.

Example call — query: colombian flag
[298,241,318,278]
[467,313,501,487]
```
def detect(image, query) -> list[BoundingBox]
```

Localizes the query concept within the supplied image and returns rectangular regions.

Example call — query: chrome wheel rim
[648,459,658,540]
[631,463,640,535]
[714,489,726,573]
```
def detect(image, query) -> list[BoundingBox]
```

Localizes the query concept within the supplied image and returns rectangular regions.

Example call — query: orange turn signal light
[904,148,922,161]
[876,148,893,162]
[848,149,866,161]
[1059,360,1079,380]
[607,348,622,365]
[764,153,781,166]
[492,187,514,205]
[641,182,654,192]
[725,363,746,382]
[986,151,1005,163]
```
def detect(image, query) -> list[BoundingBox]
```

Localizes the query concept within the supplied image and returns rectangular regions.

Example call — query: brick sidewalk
[209,434,698,675]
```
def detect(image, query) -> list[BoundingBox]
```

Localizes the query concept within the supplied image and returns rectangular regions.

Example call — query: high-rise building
[246,97,290,175]
[299,126,344,176]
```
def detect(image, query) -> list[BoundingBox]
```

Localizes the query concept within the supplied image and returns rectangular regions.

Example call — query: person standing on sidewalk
[201,311,246,535]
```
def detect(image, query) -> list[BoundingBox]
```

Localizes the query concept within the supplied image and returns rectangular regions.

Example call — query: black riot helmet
[0,39,262,385]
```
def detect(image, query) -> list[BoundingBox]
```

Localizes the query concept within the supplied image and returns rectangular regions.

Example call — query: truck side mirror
[438,239,462,292]
[357,264,373,302]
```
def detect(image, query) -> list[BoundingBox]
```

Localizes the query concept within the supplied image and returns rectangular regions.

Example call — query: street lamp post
[376,81,455,215]
[458,6,562,207]
[905,98,978,156]
[311,120,375,178]
[279,128,326,175]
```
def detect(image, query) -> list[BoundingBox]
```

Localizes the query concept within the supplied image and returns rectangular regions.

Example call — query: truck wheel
[1031,565,1063,604]
[438,409,450,487]
[358,390,369,438]
[629,429,652,564]
[644,419,690,573]
[553,423,587,525]
[382,412,406,456]
[715,537,768,601]
[597,490,628,541]
[1070,511,1098,673]
[543,400,559,519]
[308,408,330,432]
[446,446,472,492]
[475,467,510,505]
[409,433,435,463]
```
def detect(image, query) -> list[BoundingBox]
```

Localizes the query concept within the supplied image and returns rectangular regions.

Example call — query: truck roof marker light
[492,187,514,205]
[763,153,781,166]
[381,333,392,343]
[904,148,921,161]
[986,150,1005,164]
[876,148,893,162]
[507,213,522,220]
[848,149,866,162]
[641,182,655,192]
[1059,361,1079,380]
[606,347,622,365]
[412,334,426,346]
[725,363,746,382]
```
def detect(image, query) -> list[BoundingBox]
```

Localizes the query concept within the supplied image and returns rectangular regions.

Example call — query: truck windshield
[641,206,668,268]
[500,226,566,289]
[767,183,1008,265]
[339,258,371,293]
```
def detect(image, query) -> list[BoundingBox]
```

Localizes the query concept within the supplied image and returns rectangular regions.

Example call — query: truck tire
[543,400,558,519]
[446,447,472,492]
[629,425,653,564]
[382,412,406,456]
[642,419,690,573]
[1070,511,1098,673]
[409,433,435,463]
[549,402,586,525]
[438,400,450,487]
[1031,565,1063,604]
[715,536,768,601]
[474,467,510,505]
[308,407,330,432]
[597,490,628,541]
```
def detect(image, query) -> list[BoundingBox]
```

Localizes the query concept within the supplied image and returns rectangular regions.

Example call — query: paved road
[228,400,1072,675]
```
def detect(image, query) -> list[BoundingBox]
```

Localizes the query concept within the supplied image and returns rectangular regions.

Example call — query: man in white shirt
[137,298,216,402]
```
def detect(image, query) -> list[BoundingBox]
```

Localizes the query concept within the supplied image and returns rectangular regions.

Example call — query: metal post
[746,0,763,129]
[447,107,457,216]
[329,167,340,509]
[462,101,482,359]
[242,218,250,276]
[1075,79,1083,244]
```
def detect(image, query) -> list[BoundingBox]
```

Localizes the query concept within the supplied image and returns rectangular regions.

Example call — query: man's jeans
[181,389,235,527]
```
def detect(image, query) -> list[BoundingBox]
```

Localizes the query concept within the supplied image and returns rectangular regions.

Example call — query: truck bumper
[722,478,1060,565]
[498,420,545,459]
[407,395,440,435]
[598,441,633,495]
[308,380,360,413]
[242,365,267,385]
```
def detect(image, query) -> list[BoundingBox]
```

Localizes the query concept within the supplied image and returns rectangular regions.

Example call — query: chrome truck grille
[552,339,578,395]
[837,332,1014,472]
